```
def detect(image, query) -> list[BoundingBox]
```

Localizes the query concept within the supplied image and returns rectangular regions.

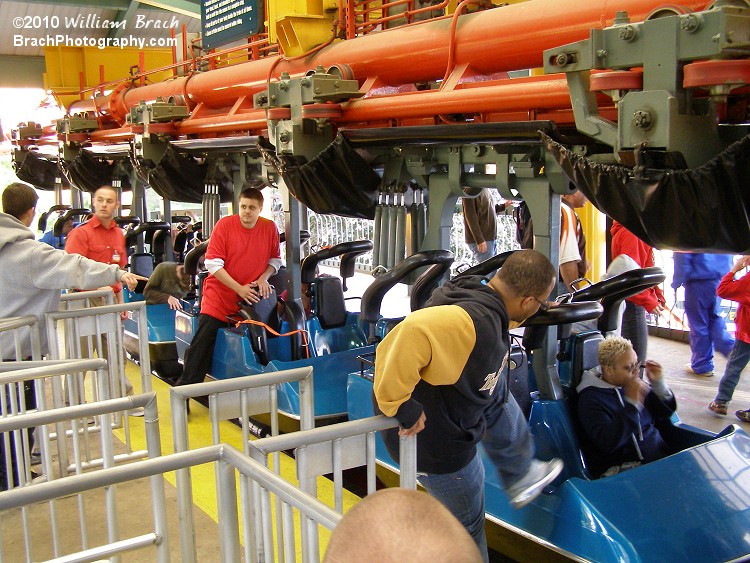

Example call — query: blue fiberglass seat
[300,240,373,356]
[237,288,307,365]
[520,301,603,482]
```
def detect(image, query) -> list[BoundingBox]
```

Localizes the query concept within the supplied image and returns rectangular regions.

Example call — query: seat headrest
[315,277,347,329]
[246,287,280,331]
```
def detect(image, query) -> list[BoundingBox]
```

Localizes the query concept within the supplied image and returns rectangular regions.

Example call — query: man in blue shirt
[38,217,74,250]
[672,252,735,376]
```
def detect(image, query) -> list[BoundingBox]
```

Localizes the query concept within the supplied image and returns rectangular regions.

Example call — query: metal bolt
[278,82,288,91]
[619,25,637,42]
[597,49,608,59]
[633,110,653,129]
[554,53,572,67]
[279,132,291,143]
[613,11,630,25]
[680,14,702,33]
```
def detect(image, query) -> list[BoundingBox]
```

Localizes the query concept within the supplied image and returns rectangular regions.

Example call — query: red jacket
[717,270,750,344]
[610,221,665,313]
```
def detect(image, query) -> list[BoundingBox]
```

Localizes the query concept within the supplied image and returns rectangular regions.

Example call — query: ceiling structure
[0,0,202,88]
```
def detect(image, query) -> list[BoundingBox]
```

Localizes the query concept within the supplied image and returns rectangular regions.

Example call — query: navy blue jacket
[576,367,677,478]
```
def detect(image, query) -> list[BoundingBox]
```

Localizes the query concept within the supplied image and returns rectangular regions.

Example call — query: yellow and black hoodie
[373,276,511,474]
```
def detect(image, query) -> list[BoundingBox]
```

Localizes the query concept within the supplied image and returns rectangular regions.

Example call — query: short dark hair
[239,187,264,206]
[2,182,38,220]
[496,249,556,298]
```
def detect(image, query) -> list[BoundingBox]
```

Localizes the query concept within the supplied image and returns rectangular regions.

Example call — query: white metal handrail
[247,415,417,563]
[0,384,162,562]
[169,366,315,563]
[0,444,341,563]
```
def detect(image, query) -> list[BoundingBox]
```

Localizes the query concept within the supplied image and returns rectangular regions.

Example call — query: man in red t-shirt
[177,187,282,386]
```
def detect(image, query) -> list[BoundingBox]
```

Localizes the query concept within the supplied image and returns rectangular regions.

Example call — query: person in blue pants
[672,252,735,377]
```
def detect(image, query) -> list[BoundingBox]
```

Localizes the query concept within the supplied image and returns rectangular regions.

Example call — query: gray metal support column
[130,170,147,253]
[279,178,303,306]
[419,173,460,253]
[516,172,565,402]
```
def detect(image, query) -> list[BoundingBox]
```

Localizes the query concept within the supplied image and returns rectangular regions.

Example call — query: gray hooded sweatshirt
[0,212,124,358]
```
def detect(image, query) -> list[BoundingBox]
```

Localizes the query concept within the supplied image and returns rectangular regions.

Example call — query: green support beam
[109,0,141,39]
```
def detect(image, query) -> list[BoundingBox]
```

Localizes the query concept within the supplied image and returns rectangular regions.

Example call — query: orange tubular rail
[109,0,706,120]
[42,0,712,146]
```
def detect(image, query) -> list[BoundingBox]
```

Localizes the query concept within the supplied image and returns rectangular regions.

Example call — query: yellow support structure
[267,0,338,57]
[44,46,175,110]
[578,203,606,282]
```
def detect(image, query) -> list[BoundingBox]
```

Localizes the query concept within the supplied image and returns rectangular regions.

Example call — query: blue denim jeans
[685,279,735,373]
[716,339,750,403]
[468,239,497,265]
[417,379,533,562]
[621,301,648,363]
[418,452,489,561]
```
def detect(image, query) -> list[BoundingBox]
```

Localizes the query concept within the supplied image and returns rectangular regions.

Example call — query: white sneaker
[506,458,563,509]
[685,363,714,377]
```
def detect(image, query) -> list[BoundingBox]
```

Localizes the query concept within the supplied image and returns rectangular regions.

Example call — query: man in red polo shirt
[66,185,127,296]
[65,185,136,400]
[177,186,282,387]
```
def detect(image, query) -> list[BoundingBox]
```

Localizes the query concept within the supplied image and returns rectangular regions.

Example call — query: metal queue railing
[0,316,44,494]
[45,295,152,474]
[247,416,418,563]
[0,315,42,362]
[0,441,339,563]
[0,358,109,488]
[0,371,160,562]
[169,367,315,563]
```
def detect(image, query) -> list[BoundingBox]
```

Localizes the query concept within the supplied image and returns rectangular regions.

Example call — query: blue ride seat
[519,302,603,484]
[238,288,307,365]
[534,330,602,482]
[130,253,155,278]
[307,275,368,356]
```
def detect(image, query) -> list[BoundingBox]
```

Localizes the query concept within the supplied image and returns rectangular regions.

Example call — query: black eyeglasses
[532,296,549,311]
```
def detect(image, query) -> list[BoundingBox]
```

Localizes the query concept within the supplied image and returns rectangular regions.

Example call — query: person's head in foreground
[324,488,483,563]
